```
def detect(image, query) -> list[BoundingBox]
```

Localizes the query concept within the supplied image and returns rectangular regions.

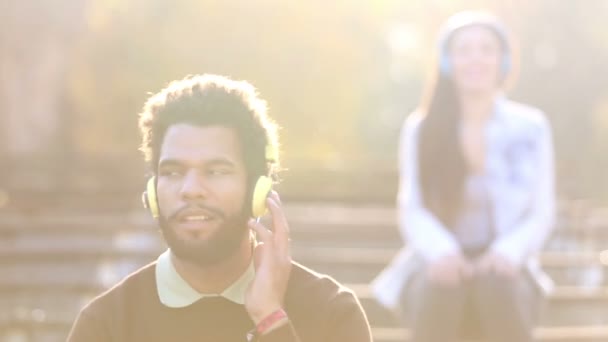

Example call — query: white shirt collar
[155,249,254,308]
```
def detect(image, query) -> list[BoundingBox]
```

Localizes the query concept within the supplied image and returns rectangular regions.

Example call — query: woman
[372,11,555,342]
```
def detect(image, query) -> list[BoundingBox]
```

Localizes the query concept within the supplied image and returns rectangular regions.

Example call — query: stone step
[2,295,92,335]
[371,325,608,342]
[1,204,607,235]
[1,234,603,263]
[1,257,605,298]
[1,291,607,342]
[1,260,607,327]
[1,214,606,257]
[0,238,604,269]
[290,247,607,286]
[0,292,92,328]
[304,259,608,287]
[1,241,606,286]
[2,324,607,342]
[1,327,67,342]
[1,201,606,340]
[1,284,607,330]
[348,283,608,327]
[0,261,604,294]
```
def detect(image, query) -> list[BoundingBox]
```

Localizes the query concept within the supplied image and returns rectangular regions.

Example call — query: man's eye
[160,170,182,177]
[209,168,231,176]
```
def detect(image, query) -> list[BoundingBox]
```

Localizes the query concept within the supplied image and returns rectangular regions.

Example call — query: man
[68,74,372,341]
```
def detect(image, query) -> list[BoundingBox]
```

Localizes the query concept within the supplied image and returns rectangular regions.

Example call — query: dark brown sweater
[67,261,372,342]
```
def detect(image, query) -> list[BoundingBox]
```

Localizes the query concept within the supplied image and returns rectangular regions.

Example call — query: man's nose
[179,170,209,200]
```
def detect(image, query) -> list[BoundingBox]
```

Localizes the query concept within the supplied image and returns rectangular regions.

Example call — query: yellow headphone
[142,144,277,219]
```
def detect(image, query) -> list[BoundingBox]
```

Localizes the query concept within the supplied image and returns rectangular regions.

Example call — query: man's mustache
[167,205,226,222]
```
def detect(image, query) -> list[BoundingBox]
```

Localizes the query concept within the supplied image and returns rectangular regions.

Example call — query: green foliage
[27,0,608,200]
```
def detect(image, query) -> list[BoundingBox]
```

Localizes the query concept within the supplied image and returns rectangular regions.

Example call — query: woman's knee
[472,271,531,307]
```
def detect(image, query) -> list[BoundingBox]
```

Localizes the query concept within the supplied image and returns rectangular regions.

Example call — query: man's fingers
[266,197,291,261]
[252,242,266,269]
[266,197,290,240]
[249,219,272,243]
[269,190,281,205]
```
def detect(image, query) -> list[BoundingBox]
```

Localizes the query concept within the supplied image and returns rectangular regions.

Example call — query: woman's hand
[475,252,518,278]
[427,253,473,287]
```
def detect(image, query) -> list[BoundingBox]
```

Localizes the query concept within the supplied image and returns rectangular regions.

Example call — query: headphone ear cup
[144,177,160,219]
[252,176,273,218]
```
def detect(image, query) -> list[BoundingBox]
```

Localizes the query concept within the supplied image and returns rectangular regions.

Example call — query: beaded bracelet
[246,309,288,341]
[256,309,288,335]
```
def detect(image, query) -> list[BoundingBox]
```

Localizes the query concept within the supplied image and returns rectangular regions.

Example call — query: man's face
[156,123,249,266]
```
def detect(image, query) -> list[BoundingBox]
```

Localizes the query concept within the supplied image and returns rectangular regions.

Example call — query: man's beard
[158,205,249,267]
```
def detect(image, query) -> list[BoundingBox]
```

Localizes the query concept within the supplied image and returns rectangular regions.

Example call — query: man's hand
[246,191,292,329]
[475,251,518,278]
[427,253,473,287]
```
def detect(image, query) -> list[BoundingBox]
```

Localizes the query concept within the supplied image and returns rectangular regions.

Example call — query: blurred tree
[68,0,378,173]
[2,0,605,201]
[0,0,87,189]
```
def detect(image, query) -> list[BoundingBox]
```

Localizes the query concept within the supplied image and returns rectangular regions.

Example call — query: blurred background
[0,0,607,341]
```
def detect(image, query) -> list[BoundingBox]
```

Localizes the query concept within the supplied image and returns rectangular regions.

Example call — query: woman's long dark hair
[418,13,515,228]
[417,74,467,228]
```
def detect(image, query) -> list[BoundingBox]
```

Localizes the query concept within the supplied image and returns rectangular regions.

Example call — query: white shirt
[372,97,556,310]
